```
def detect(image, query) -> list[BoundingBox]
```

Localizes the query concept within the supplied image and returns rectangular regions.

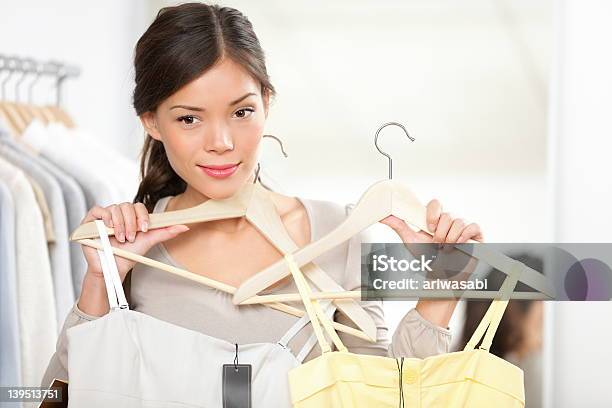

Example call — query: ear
[139,111,162,141]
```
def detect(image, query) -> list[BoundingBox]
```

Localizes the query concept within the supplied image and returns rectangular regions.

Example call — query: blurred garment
[0,180,21,392]
[506,350,542,408]
[21,120,121,207]
[0,131,88,298]
[0,140,75,327]
[0,156,56,387]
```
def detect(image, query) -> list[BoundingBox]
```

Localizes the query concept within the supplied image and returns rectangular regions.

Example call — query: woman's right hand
[80,202,190,283]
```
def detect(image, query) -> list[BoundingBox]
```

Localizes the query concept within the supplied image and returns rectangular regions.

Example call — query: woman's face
[140,57,269,200]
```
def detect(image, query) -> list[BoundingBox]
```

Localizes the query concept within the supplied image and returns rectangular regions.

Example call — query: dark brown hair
[458,253,544,357]
[132,2,276,211]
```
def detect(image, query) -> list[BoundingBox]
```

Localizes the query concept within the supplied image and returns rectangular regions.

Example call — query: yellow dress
[284,254,525,407]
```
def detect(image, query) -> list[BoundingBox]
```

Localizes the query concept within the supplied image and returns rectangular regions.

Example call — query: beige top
[41,195,452,388]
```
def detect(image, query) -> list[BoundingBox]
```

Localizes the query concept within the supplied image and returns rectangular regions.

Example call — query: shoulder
[271,192,353,246]
[297,197,353,231]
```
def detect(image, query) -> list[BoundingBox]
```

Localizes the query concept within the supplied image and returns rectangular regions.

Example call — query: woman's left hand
[380,198,484,245]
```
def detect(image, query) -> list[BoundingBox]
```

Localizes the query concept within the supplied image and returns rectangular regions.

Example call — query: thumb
[380,215,420,243]
[143,224,190,247]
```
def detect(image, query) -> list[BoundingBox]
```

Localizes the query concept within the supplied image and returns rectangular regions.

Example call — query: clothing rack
[0,54,140,392]
[0,54,80,106]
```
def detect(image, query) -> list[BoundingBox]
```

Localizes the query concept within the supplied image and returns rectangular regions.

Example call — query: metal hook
[0,55,5,100]
[374,122,415,180]
[26,59,42,104]
[49,61,67,107]
[253,134,289,184]
[14,58,32,103]
[262,134,288,158]
[1,57,17,101]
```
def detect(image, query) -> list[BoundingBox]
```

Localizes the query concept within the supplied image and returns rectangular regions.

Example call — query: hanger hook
[0,55,5,100]
[253,134,289,184]
[374,122,415,180]
[262,134,288,158]
[15,58,31,103]
[1,57,17,101]
[55,62,68,107]
[27,59,42,104]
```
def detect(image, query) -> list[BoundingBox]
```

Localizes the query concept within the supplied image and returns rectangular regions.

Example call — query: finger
[109,204,125,243]
[458,223,484,243]
[426,199,442,234]
[433,212,452,243]
[119,203,138,243]
[82,205,113,229]
[134,202,150,232]
[381,215,419,243]
[446,218,466,243]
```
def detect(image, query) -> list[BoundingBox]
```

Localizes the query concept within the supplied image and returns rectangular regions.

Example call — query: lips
[198,162,240,179]
[201,163,239,170]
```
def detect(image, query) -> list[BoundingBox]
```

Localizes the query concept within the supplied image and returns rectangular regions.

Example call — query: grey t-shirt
[41,196,452,387]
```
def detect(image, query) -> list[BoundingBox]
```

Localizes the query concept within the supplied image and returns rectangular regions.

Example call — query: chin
[201,180,246,200]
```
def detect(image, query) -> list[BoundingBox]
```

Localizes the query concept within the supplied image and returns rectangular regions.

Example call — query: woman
[42,2,484,388]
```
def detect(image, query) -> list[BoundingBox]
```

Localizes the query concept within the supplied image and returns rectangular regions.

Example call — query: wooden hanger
[0,56,49,134]
[232,122,556,305]
[23,59,51,126]
[47,61,77,128]
[71,173,377,342]
[0,57,23,134]
[13,64,35,126]
[0,106,19,137]
[45,105,74,127]
[0,102,27,134]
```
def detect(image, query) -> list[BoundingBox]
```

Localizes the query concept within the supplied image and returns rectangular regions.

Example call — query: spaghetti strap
[277,300,334,348]
[464,260,524,352]
[278,300,338,364]
[295,302,338,362]
[94,219,129,311]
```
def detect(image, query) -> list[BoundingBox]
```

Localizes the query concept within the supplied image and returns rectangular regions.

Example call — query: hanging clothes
[0,140,75,327]
[54,123,140,201]
[285,253,525,407]
[23,174,55,243]
[0,125,89,298]
[66,220,332,407]
[0,180,22,392]
[20,120,122,207]
[0,156,57,388]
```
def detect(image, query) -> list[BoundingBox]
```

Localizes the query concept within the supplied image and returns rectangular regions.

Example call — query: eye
[177,115,201,126]
[233,107,255,119]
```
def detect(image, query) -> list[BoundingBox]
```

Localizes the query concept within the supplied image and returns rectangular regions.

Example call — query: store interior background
[1,0,610,406]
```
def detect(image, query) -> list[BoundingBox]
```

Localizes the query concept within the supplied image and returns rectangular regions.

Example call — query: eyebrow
[170,92,257,111]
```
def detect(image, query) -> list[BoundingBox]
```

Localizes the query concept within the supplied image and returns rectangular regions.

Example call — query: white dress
[66,220,332,407]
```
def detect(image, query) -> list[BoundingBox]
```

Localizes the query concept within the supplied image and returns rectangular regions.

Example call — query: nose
[204,125,234,153]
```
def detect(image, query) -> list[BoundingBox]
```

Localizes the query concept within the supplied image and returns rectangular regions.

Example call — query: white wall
[0,0,150,160]
[166,0,551,341]
[548,0,612,406]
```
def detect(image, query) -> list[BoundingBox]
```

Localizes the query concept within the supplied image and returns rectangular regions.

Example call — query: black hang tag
[222,364,252,408]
